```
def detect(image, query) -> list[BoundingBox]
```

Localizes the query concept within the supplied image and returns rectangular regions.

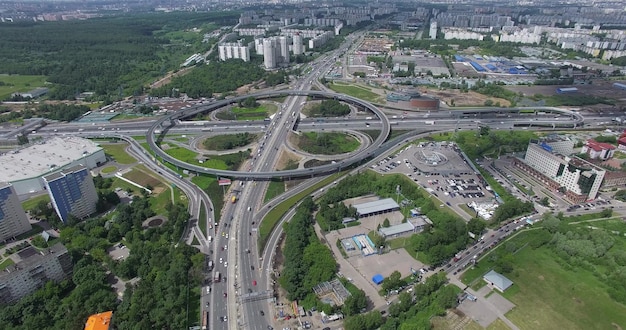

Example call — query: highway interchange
[2,31,622,330]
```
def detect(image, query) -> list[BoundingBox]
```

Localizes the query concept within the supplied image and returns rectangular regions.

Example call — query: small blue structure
[454,55,466,62]
[372,274,384,285]
[485,64,498,71]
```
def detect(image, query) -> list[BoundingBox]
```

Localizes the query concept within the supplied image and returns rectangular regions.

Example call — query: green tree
[467,218,486,235]
[382,218,390,228]
[343,289,367,316]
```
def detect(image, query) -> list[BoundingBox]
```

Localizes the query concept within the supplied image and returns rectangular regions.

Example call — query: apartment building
[43,165,98,223]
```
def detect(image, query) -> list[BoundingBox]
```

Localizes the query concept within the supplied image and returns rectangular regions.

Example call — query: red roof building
[581,139,616,160]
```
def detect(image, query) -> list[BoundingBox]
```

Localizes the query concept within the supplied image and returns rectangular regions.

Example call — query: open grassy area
[215,103,277,121]
[0,258,15,270]
[264,179,286,203]
[0,74,49,100]
[387,236,410,250]
[460,230,626,330]
[101,166,117,174]
[191,174,224,218]
[327,82,381,103]
[163,145,251,171]
[123,168,164,190]
[150,186,172,215]
[258,172,345,252]
[296,132,360,155]
[21,194,50,211]
[101,143,137,165]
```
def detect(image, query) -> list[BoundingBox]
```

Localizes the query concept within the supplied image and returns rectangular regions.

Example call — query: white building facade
[0,183,31,242]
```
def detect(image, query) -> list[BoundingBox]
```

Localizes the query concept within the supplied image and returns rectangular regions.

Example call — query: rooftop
[43,164,88,182]
[1,243,67,278]
[353,197,399,216]
[0,137,102,183]
[483,270,513,291]
[585,139,616,152]
[379,222,415,236]
[84,311,113,330]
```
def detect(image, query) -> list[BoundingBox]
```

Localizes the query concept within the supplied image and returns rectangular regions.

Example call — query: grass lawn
[258,172,345,252]
[150,186,172,215]
[101,166,117,174]
[111,177,142,195]
[264,179,286,203]
[387,236,410,250]
[0,258,15,270]
[101,143,137,165]
[191,175,224,218]
[0,74,49,100]
[21,194,50,211]
[297,132,360,155]
[164,145,229,170]
[123,168,164,190]
[503,245,626,330]
[327,82,381,103]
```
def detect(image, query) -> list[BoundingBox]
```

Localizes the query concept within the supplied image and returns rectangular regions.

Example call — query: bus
[201,310,208,330]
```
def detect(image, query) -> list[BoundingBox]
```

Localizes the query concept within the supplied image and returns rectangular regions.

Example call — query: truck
[365,116,373,120]
[424,120,435,125]
[213,271,221,283]
[231,195,237,203]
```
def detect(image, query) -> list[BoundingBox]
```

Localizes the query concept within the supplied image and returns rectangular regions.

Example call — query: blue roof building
[372,274,384,285]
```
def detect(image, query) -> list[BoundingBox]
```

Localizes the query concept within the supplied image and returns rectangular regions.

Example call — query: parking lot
[371,142,494,220]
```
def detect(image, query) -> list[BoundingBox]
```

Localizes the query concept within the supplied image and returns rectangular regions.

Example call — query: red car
[253,280,257,286]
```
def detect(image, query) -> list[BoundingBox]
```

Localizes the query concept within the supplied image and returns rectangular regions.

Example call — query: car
[224,245,228,250]
[205,302,209,308]
[221,232,225,237]
[259,310,264,316]
[223,292,227,297]
[251,265,255,270]
[219,257,223,263]
[253,280,257,286]
[224,262,228,267]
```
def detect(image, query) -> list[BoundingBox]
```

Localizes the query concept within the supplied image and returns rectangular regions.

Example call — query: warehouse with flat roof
[353,198,400,218]
[0,137,106,195]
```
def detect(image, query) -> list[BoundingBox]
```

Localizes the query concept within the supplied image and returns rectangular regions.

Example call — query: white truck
[424,120,435,125]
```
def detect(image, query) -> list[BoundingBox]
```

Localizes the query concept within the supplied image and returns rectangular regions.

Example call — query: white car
[219,257,223,264]
[225,234,229,239]
[224,245,228,250]
[224,262,228,267]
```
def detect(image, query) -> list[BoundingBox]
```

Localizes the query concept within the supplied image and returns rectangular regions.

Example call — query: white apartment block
[514,143,605,203]
[0,183,31,242]
[218,42,250,62]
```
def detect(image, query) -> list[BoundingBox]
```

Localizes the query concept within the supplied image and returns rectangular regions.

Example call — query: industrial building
[377,216,432,238]
[0,183,31,242]
[43,165,98,223]
[0,243,73,305]
[385,90,440,110]
[0,137,106,196]
[513,142,606,202]
[218,41,250,62]
[352,198,400,218]
[11,87,49,99]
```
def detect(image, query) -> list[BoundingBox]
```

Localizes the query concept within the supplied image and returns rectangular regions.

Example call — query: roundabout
[146,90,390,179]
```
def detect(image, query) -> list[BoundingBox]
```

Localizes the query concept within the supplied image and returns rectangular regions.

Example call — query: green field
[297,132,360,155]
[198,200,207,237]
[461,230,626,330]
[264,179,286,203]
[258,172,345,252]
[327,82,381,102]
[0,74,49,100]
[101,143,137,165]
[216,103,277,121]
[164,145,228,170]
[21,194,50,211]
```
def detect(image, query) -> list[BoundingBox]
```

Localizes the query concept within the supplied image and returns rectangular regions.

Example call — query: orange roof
[586,139,616,151]
[84,311,113,330]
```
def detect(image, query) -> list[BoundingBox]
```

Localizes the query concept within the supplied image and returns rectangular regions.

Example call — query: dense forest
[0,12,238,100]
[0,104,91,123]
[0,176,202,329]
[149,59,265,98]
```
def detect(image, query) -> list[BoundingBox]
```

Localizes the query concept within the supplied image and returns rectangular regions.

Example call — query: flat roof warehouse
[0,137,103,182]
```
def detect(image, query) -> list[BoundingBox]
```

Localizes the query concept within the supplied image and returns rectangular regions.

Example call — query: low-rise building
[581,140,616,160]
[483,270,513,292]
[352,198,400,218]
